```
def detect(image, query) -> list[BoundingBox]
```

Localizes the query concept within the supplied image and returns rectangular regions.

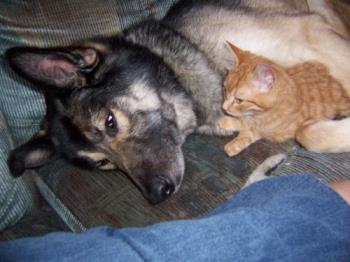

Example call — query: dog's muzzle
[147,177,175,204]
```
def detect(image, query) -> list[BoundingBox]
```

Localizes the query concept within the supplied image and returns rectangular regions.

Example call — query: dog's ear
[8,134,55,177]
[5,47,100,90]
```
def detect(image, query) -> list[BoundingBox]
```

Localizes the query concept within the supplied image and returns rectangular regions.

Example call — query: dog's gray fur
[6,0,350,203]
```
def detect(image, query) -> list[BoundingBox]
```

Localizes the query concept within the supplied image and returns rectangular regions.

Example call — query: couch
[1,0,350,241]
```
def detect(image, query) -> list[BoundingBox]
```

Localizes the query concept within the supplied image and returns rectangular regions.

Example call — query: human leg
[0,175,349,262]
[330,180,350,205]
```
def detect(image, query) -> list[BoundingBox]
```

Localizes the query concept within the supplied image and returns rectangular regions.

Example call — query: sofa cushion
[0,111,34,231]
[36,136,297,231]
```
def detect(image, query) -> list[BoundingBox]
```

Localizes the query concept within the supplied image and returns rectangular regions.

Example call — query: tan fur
[81,42,112,54]
[218,43,350,156]
[108,108,131,146]
[77,151,116,170]
[78,107,131,167]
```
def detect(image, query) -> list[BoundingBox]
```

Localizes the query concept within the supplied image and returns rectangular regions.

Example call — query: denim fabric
[1,175,349,262]
[0,112,33,231]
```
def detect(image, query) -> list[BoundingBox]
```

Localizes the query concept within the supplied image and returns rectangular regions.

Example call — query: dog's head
[6,38,197,204]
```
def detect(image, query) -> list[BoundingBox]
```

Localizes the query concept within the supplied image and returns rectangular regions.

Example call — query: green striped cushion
[0,111,34,231]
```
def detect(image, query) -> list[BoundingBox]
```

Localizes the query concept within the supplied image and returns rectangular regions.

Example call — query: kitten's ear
[253,64,275,92]
[226,41,247,65]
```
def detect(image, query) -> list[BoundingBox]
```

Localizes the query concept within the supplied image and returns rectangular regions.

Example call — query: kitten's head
[223,42,279,117]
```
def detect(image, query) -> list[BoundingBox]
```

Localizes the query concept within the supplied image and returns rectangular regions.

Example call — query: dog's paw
[242,153,287,189]
[7,151,25,177]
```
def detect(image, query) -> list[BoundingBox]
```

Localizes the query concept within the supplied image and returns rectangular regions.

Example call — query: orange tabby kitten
[218,42,350,156]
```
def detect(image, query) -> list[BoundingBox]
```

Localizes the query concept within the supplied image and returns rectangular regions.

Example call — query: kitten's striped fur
[218,43,350,156]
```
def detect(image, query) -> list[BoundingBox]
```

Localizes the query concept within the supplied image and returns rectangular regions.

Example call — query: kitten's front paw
[217,116,241,131]
[217,116,230,130]
[224,141,245,156]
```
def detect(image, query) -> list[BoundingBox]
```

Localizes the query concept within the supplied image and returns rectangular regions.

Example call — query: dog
[6,0,350,204]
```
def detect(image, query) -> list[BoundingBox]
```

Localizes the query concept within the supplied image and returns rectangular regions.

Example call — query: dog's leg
[307,0,349,37]
[296,118,350,153]
[304,4,350,91]
[244,0,307,13]
[242,153,287,189]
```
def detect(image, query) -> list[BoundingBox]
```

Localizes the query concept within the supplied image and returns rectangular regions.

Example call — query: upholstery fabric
[0,111,33,231]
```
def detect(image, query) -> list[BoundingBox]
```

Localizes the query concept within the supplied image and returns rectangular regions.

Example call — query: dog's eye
[106,112,115,128]
[105,112,118,136]
[96,159,110,168]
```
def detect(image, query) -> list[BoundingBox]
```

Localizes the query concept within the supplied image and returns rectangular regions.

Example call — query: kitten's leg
[242,153,287,189]
[217,116,243,132]
[217,116,258,155]
[224,130,260,157]
[296,118,350,153]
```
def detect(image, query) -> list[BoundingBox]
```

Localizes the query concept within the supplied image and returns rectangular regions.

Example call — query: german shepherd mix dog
[6,0,350,203]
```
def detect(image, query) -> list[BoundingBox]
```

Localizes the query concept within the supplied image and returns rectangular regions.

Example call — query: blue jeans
[1,175,350,262]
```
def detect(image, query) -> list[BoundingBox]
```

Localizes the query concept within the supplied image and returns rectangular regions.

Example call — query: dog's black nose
[159,181,174,198]
[148,179,175,204]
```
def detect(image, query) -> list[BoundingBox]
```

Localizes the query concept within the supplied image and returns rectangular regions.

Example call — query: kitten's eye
[105,112,118,136]
[235,98,243,104]
[96,159,110,168]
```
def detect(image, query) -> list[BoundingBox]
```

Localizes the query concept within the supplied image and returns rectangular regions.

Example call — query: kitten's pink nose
[222,100,232,112]
[222,97,235,111]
